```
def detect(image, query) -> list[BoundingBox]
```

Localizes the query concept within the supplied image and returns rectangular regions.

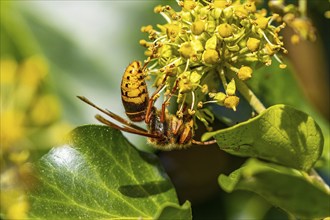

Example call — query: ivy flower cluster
[0,56,72,219]
[140,0,287,130]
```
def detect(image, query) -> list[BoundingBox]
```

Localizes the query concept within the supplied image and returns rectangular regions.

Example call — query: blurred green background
[1,1,329,219]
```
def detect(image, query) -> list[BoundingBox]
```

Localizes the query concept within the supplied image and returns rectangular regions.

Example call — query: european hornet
[78,61,216,150]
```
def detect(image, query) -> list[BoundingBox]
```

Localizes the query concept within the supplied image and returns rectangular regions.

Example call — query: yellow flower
[0,111,25,150]
[0,59,17,84]
[30,94,61,126]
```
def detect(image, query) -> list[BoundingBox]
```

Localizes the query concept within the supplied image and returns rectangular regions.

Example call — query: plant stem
[225,70,266,114]
[218,66,228,91]
[310,168,330,193]
[299,0,307,17]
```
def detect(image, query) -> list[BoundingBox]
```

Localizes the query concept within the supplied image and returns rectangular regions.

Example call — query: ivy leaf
[27,125,191,219]
[219,158,330,219]
[248,61,330,171]
[202,104,323,171]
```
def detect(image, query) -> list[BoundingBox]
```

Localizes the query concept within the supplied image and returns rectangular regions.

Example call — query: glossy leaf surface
[28,125,191,219]
[202,105,323,171]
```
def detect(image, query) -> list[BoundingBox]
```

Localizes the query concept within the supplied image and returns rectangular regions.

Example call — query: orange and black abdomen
[121,61,149,122]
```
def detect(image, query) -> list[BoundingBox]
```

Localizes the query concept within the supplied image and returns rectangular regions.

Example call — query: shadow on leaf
[119,181,172,198]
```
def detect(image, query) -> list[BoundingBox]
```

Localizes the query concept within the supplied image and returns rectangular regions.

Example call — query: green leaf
[202,104,323,171]
[248,60,330,172]
[27,125,191,219]
[219,158,330,219]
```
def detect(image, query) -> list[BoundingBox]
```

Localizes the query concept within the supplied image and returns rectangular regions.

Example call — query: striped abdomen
[121,61,149,122]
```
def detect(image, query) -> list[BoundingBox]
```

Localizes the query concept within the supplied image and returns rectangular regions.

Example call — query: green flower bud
[247,37,260,52]
[202,49,219,64]
[217,23,233,38]
[191,20,205,35]
[238,66,253,81]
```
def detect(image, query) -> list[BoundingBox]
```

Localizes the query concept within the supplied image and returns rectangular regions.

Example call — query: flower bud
[238,66,253,81]
[217,23,233,38]
[246,37,260,52]
[179,42,194,59]
[191,20,205,35]
[202,49,219,64]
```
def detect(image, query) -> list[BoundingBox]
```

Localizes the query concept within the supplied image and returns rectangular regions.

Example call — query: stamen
[202,100,218,105]
[190,91,195,111]
[160,12,172,24]
[184,59,190,72]
[262,31,275,46]
[153,35,167,44]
